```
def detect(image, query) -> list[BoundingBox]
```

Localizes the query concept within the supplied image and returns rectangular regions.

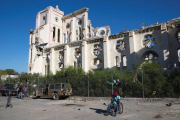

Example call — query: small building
[1,75,19,81]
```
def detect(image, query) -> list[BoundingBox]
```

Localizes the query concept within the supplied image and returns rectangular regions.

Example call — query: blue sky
[0,0,179,73]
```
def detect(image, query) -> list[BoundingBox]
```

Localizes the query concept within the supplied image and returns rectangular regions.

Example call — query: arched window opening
[177,31,180,43]
[67,31,69,42]
[79,27,82,40]
[177,49,180,63]
[75,48,81,58]
[88,26,91,37]
[58,51,64,61]
[116,56,120,67]
[93,44,102,56]
[93,58,102,65]
[142,51,158,61]
[64,33,66,43]
[30,49,32,63]
[53,27,56,41]
[59,63,64,69]
[76,30,78,40]
[58,29,60,42]
[122,56,127,67]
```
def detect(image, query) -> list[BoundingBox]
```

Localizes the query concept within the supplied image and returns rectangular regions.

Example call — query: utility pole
[142,69,144,99]
[88,74,89,97]
[111,71,113,95]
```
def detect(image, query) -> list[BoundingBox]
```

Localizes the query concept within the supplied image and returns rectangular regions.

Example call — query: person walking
[23,85,28,97]
[18,83,23,99]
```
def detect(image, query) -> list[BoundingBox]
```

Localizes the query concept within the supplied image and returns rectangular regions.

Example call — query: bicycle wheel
[118,102,123,114]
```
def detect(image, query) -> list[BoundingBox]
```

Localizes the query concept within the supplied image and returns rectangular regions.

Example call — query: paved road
[0,96,180,120]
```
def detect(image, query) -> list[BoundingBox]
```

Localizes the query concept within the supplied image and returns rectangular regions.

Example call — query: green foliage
[0,70,7,76]
[5,69,18,75]
[171,76,180,96]
[1,64,180,98]
[137,62,167,97]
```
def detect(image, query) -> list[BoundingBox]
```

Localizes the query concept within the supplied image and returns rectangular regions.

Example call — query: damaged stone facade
[28,6,180,75]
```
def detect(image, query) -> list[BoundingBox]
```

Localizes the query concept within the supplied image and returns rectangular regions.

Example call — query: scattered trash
[43,110,46,111]
[137,103,140,105]
[103,103,106,105]
[78,108,81,111]
[166,102,172,106]
[154,114,162,118]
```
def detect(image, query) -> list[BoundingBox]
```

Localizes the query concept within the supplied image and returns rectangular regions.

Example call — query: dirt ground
[0,96,180,120]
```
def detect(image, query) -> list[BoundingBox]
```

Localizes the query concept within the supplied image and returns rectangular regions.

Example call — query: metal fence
[2,67,180,98]
[29,72,124,97]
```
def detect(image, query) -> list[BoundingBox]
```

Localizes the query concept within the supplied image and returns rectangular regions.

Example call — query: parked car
[35,83,72,100]
[0,84,17,96]
[0,84,13,90]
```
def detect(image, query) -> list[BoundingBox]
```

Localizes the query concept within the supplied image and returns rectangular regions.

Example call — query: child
[5,92,13,108]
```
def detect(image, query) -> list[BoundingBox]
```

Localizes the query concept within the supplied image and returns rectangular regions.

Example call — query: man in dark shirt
[18,84,23,99]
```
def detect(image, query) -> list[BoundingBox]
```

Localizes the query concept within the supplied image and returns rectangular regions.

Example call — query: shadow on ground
[63,104,84,107]
[32,97,68,100]
[89,107,107,114]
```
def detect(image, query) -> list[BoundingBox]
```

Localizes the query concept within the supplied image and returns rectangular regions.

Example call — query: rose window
[74,48,81,58]
[116,41,125,52]
[93,44,102,56]
[100,30,105,35]
[143,35,155,48]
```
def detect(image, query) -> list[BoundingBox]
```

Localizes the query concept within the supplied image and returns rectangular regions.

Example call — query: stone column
[70,18,76,42]
[50,48,56,74]
[64,45,69,67]
[28,30,33,73]
[128,31,136,69]
[83,12,88,39]
[103,37,109,69]
[82,41,87,72]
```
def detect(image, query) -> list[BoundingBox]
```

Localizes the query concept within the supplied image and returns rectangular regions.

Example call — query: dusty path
[0,96,179,120]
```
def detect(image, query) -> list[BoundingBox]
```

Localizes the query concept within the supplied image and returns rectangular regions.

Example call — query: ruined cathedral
[28,6,180,75]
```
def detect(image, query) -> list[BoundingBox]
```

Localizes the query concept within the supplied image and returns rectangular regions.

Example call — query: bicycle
[111,101,123,114]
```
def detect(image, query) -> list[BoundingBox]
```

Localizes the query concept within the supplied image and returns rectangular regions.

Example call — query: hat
[113,91,118,96]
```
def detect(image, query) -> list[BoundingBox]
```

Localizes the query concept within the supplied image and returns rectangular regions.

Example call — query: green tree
[5,69,18,75]
[140,62,166,97]
[0,70,7,76]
